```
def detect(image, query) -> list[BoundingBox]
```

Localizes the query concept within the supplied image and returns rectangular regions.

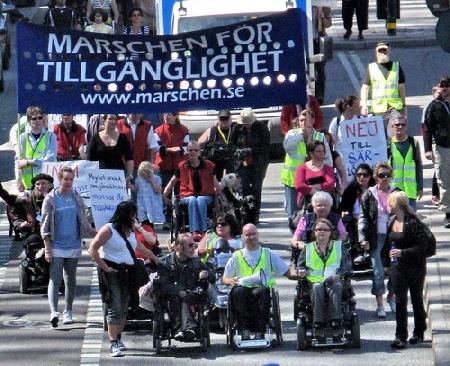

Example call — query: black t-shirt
[44,6,79,29]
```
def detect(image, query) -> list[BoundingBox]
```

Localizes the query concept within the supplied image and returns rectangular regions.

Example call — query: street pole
[386,0,397,35]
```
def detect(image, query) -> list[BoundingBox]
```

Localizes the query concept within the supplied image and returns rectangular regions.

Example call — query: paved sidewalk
[329,0,438,50]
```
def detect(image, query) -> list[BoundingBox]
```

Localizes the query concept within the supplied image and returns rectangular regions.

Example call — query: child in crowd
[129,161,165,226]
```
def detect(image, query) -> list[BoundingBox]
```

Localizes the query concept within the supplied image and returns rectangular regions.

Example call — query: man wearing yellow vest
[281,109,332,228]
[15,106,57,192]
[222,224,297,340]
[387,110,423,212]
[360,42,407,129]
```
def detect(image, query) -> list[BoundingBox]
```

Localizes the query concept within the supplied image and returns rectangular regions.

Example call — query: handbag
[121,233,150,288]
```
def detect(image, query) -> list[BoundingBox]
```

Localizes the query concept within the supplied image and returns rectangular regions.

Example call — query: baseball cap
[237,108,257,125]
[376,41,390,51]
[218,109,231,118]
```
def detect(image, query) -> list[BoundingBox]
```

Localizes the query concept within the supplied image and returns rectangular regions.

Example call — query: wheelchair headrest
[214,238,233,253]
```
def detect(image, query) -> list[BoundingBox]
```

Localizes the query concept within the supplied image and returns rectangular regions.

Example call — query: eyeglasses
[440,83,450,88]
[188,149,199,152]
[216,222,229,227]
[31,116,44,121]
[356,172,370,178]
[187,242,197,248]
[315,228,331,232]
[378,172,392,179]
[219,116,230,121]
[393,123,406,128]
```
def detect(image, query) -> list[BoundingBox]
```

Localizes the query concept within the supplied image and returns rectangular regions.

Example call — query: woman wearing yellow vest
[297,218,352,329]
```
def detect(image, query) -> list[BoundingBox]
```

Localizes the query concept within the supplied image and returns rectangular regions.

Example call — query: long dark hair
[215,213,241,237]
[353,163,376,189]
[109,201,137,235]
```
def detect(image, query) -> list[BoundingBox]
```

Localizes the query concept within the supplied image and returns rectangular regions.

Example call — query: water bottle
[391,241,398,266]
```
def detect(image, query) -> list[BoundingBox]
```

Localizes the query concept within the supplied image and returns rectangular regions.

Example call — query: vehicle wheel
[272,290,283,346]
[297,323,308,351]
[102,302,108,331]
[152,319,159,349]
[155,338,162,354]
[19,265,28,294]
[351,314,361,348]
[201,337,208,352]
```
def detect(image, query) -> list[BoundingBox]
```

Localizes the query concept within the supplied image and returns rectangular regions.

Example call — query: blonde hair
[388,190,409,209]
[137,161,154,179]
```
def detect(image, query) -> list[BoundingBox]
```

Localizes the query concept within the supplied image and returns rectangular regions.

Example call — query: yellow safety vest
[390,140,417,199]
[233,247,275,288]
[22,131,53,189]
[369,62,403,114]
[305,240,342,284]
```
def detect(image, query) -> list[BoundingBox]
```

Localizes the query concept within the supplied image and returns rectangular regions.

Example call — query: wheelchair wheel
[350,314,361,348]
[152,319,162,353]
[271,289,283,347]
[19,264,28,294]
[296,322,308,351]
[201,337,208,352]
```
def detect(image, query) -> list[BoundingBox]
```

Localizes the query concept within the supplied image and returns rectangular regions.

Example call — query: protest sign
[86,169,128,229]
[341,116,387,182]
[16,9,307,113]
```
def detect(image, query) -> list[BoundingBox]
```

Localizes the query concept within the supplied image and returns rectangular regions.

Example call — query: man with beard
[360,42,407,123]
[423,76,450,228]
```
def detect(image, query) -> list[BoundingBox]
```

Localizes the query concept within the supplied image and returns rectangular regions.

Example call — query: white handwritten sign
[42,161,99,205]
[86,169,128,229]
[341,116,387,182]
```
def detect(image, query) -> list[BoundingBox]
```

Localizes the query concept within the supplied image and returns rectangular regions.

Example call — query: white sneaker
[376,306,386,318]
[117,339,127,351]
[63,310,73,324]
[110,341,123,357]
[50,312,59,328]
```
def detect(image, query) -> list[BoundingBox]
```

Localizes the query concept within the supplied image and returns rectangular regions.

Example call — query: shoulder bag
[121,233,150,288]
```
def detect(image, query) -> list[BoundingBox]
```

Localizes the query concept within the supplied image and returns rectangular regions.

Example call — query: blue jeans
[48,257,78,313]
[408,198,417,212]
[369,233,392,296]
[285,185,298,223]
[180,195,213,233]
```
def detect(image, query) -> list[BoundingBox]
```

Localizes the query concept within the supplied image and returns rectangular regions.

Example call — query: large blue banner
[16,8,307,114]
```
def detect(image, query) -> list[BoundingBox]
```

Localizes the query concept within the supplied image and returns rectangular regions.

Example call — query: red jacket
[280,96,324,135]
[53,122,87,161]
[134,223,159,260]
[177,158,216,198]
[117,118,152,167]
[154,123,189,172]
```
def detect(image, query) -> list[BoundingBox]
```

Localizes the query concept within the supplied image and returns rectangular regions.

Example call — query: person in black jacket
[157,233,214,341]
[381,191,428,349]
[229,108,270,225]
[423,75,450,227]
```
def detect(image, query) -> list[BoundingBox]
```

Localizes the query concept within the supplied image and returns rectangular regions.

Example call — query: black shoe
[409,335,424,344]
[391,338,407,349]
[184,329,196,341]
[331,320,341,329]
[162,223,170,230]
[174,331,184,341]
[316,97,324,106]
[343,30,352,39]
[314,322,323,329]
[358,34,364,40]
[445,222,450,229]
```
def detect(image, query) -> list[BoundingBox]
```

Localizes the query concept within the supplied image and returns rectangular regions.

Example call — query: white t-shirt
[101,223,136,265]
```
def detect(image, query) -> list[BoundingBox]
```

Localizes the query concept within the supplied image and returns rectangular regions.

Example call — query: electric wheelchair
[294,276,360,350]
[226,286,283,349]
[152,276,211,353]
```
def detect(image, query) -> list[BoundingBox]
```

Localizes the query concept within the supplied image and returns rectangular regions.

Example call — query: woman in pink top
[295,140,335,208]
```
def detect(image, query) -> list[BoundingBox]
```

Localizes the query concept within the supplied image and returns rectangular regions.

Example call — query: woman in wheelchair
[297,218,352,329]
[156,234,215,341]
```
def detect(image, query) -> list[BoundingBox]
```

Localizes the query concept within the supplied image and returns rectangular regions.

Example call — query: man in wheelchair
[222,224,297,341]
[156,233,215,342]
[163,140,227,241]
[296,218,352,330]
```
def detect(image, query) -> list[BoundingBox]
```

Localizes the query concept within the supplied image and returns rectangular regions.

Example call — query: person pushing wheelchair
[296,218,352,329]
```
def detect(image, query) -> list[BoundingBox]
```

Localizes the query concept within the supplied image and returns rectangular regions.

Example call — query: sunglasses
[356,172,370,178]
[188,149,199,152]
[31,116,44,121]
[219,116,230,121]
[132,13,141,17]
[440,83,450,88]
[216,222,229,227]
[315,228,331,232]
[378,172,392,179]
[393,123,406,128]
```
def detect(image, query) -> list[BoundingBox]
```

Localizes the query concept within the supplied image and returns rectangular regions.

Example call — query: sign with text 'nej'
[340,116,387,182]
[16,9,307,114]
